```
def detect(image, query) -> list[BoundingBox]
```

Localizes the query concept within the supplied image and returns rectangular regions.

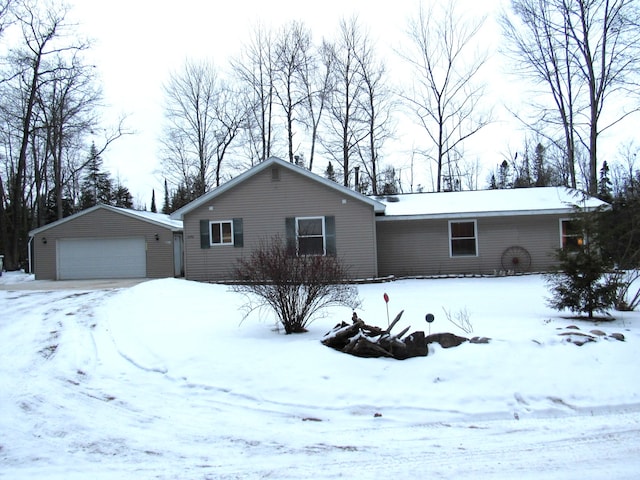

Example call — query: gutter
[374,208,592,222]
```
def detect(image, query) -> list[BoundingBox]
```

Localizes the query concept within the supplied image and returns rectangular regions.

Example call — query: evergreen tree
[78,143,135,211]
[111,182,133,209]
[325,161,337,182]
[380,166,399,194]
[597,161,613,203]
[497,160,511,189]
[489,173,498,189]
[150,189,157,213]
[512,152,532,188]
[170,183,193,211]
[533,143,550,187]
[79,143,113,209]
[162,179,171,214]
[546,203,617,318]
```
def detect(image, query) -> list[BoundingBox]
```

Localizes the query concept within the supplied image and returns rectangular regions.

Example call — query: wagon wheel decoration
[501,246,532,273]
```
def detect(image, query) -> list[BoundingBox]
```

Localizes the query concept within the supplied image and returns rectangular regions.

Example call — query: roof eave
[375,207,590,221]
[28,204,183,236]
[170,156,386,219]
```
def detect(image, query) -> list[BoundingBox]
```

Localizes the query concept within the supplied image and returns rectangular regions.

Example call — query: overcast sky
[66,0,527,206]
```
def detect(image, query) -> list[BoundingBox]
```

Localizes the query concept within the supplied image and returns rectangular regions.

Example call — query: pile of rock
[557,325,626,346]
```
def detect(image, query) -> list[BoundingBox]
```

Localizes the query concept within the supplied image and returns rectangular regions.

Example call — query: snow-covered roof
[115,207,183,230]
[170,156,386,219]
[28,204,183,236]
[374,187,608,221]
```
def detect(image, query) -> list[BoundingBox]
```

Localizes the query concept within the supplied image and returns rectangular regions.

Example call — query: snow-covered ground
[1,271,639,479]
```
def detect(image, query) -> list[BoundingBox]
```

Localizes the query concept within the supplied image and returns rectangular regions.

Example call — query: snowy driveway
[0,277,150,291]
[1,274,639,479]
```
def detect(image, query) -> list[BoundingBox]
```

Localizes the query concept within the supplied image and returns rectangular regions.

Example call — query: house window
[286,216,336,256]
[210,220,233,245]
[449,220,478,257]
[560,219,583,249]
[297,217,325,255]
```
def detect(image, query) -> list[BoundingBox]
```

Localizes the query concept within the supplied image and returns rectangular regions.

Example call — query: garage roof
[28,204,184,236]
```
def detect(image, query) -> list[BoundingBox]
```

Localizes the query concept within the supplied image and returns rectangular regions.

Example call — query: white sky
[64,0,521,207]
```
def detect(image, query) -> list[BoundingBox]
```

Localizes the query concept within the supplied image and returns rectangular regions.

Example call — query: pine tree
[162,179,171,214]
[150,189,157,213]
[597,161,613,203]
[325,162,337,182]
[170,183,193,211]
[546,203,617,318]
[111,182,133,209]
[79,143,113,209]
[533,143,550,187]
[489,173,498,189]
[497,160,511,189]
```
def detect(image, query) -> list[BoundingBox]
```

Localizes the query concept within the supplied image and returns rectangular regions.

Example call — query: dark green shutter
[233,218,243,247]
[325,216,336,255]
[200,220,210,249]
[285,217,296,254]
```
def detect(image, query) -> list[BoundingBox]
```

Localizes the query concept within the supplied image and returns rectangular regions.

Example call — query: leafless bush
[442,307,473,334]
[610,269,640,311]
[231,236,361,334]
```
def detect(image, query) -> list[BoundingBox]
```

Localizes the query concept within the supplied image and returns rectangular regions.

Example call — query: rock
[425,332,468,348]
[469,336,491,344]
[558,331,596,346]
[590,329,607,336]
[609,332,625,342]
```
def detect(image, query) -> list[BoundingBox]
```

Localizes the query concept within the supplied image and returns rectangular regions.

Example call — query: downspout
[27,235,33,274]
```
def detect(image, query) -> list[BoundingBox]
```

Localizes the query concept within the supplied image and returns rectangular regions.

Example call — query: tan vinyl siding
[184,166,378,281]
[32,208,176,280]
[376,214,563,277]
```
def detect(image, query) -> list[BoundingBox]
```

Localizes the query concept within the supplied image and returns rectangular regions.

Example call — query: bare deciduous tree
[322,16,369,188]
[502,0,640,194]
[401,0,491,192]
[273,21,312,164]
[299,39,333,170]
[161,59,245,197]
[232,23,278,163]
[353,31,395,195]
[0,0,94,270]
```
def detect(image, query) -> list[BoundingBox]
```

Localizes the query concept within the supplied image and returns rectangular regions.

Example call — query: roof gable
[375,187,608,220]
[170,157,386,219]
[28,204,183,236]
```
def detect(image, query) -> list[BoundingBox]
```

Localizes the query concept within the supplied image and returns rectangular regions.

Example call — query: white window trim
[448,219,478,258]
[296,216,326,256]
[559,218,584,249]
[209,220,234,246]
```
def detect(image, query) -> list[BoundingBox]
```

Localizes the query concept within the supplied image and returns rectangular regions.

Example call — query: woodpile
[321,311,428,360]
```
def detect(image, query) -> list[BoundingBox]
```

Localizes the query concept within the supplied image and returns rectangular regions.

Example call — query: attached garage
[29,205,183,281]
[57,237,147,280]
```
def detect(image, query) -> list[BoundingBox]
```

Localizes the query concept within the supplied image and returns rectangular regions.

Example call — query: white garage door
[57,238,147,280]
